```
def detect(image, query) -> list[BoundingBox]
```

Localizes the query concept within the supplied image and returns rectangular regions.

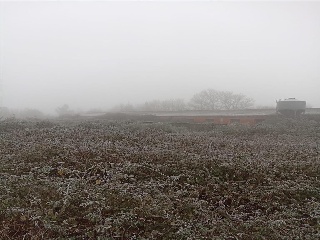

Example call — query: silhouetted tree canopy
[112,103,135,112]
[189,89,254,110]
[142,99,186,111]
[56,104,73,116]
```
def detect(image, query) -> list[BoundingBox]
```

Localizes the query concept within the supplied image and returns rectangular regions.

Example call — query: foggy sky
[1,1,320,113]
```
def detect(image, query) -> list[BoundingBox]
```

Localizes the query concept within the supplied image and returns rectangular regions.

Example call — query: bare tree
[189,89,254,110]
[219,91,254,110]
[142,99,187,111]
[56,104,73,116]
[161,99,186,111]
[189,89,220,110]
[112,103,135,112]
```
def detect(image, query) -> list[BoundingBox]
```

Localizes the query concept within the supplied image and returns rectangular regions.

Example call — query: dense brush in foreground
[0,118,319,239]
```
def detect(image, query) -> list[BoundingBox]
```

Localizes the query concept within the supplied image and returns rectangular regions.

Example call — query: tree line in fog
[0,88,256,119]
[115,88,254,112]
[0,107,46,119]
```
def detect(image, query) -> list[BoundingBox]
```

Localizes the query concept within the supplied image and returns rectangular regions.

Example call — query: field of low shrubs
[0,117,319,239]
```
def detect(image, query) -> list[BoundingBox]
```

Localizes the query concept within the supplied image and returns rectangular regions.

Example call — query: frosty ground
[0,117,319,239]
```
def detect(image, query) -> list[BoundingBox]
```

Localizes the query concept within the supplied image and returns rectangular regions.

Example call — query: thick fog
[0,1,320,113]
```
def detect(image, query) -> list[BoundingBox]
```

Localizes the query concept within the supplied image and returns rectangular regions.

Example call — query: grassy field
[0,117,319,239]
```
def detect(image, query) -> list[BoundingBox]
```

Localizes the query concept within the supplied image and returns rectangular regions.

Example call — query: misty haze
[1,1,320,239]
[0,1,319,115]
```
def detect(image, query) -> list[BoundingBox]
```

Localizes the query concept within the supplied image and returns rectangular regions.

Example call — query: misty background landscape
[1,1,320,239]
[0,1,319,117]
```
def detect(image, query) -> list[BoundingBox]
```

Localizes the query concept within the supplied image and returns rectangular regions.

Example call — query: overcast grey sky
[0,1,319,113]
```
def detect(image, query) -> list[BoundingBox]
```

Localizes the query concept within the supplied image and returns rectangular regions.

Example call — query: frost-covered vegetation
[0,117,319,239]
